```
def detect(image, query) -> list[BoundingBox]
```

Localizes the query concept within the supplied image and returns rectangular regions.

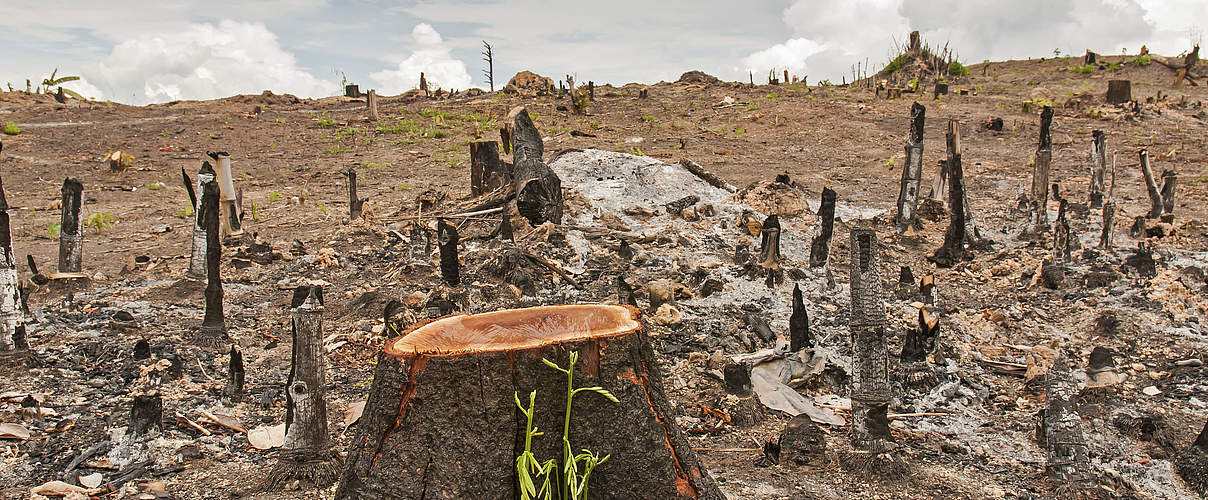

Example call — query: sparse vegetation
[2,121,20,135]
[1073,64,1096,74]
[84,212,115,233]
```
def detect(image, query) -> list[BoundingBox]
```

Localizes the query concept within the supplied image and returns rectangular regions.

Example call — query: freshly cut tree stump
[336,304,723,500]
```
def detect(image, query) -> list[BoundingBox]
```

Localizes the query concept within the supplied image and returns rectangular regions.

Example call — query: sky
[0,0,1203,105]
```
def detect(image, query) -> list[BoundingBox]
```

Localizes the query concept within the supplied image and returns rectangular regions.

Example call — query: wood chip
[0,422,31,440]
[247,424,285,450]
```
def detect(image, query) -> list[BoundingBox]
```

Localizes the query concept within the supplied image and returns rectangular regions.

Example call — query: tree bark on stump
[930,120,971,267]
[1089,130,1107,208]
[1107,80,1131,104]
[346,167,367,221]
[1032,107,1054,232]
[367,89,380,121]
[437,219,459,286]
[186,163,216,280]
[470,141,511,196]
[1044,351,1093,489]
[808,187,837,268]
[1175,417,1208,497]
[849,229,892,451]
[200,180,225,337]
[0,174,28,356]
[1099,201,1117,250]
[336,304,723,499]
[1159,169,1177,223]
[58,178,83,273]
[269,286,338,489]
[895,102,926,234]
[1138,149,1163,219]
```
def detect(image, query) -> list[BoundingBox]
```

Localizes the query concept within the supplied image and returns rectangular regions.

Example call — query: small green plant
[640,114,655,123]
[46,223,60,240]
[177,200,194,219]
[276,117,286,124]
[326,144,343,154]
[208,132,219,139]
[734,128,746,137]
[41,69,84,100]
[316,201,327,217]
[884,157,896,169]
[1073,64,1096,74]
[765,92,779,99]
[2,121,20,135]
[514,352,617,500]
[148,181,166,191]
[948,60,969,76]
[1053,48,1062,57]
[317,117,336,127]
[1105,62,1122,71]
[746,103,760,111]
[268,192,282,202]
[250,201,261,222]
[84,212,115,233]
[1132,54,1152,66]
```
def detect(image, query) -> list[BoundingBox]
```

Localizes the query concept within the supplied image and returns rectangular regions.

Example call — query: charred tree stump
[1032,107,1054,232]
[200,180,225,336]
[336,305,723,499]
[130,393,163,437]
[789,284,812,351]
[808,187,837,268]
[1139,149,1163,219]
[269,286,338,489]
[1106,80,1132,105]
[437,219,459,286]
[1089,130,1107,208]
[1175,417,1208,496]
[1044,351,1093,490]
[1099,201,1117,249]
[366,89,380,121]
[345,168,367,221]
[470,141,511,196]
[849,229,892,451]
[894,102,926,234]
[930,120,972,267]
[186,163,216,280]
[224,344,245,403]
[1054,199,1072,264]
[0,174,28,356]
[58,178,83,273]
[1159,169,1177,223]
[900,307,940,389]
[511,108,563,225]
[208,152,243,238]
[759,215,782,287]
[345,85,360,98]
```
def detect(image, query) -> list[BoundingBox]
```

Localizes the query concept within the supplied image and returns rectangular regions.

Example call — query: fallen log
[679,159,737,193]
[336,304,723,499]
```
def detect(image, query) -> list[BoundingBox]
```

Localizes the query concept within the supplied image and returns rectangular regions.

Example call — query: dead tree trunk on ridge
[336,304,723,499]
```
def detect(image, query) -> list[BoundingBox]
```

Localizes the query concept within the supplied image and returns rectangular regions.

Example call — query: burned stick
[1089,130,1107,208]
[1139,149,1163,219]
[1054,198,1071,264]
[437,219,459,286]
[187,162,216,280]
[808,187,837,268]
[1159,169,1177,223]
[1098,200,1117,250]
[270,285,338,489]
[1032,107,1054,232]
[58,178,83,273]
[200,179,225,335]
[849,229,891,451]
[182,167,197,209]
[760,215,782,287]
[224,344,245,403]
[0,173,27,355]
[894,102,925,234]
[788,284,812,351]
[345,167,367,221]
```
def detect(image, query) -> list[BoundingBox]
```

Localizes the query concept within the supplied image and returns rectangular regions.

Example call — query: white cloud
[83,20,335,105]
[740,38,825,79]
[370,24,472,94]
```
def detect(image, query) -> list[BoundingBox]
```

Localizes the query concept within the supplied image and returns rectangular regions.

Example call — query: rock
[1041,261,1065,289]
[778,414,827,466]
[1142,386,1162,396]
[678,71,721,84]
[503,71,555,96]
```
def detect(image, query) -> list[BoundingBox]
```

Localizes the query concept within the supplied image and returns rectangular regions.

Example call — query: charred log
[808,187,837,268]
[894,102,926,234]
[200,179,226,336]
[58,178,83,273]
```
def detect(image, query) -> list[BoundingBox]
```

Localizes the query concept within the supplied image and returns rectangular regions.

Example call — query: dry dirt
[1,53,1207,499]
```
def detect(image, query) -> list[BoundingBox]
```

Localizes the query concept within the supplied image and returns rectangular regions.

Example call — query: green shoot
[84,212,115,233]
[2,121,20,135]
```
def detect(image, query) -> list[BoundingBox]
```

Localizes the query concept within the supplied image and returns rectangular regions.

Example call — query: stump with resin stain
[336,304,722,499]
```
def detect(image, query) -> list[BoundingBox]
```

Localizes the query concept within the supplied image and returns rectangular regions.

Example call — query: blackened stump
[470,141,511,196]
[1032,107,1054,232]
[200,180,225,336]
[187,163,216,280]
[345,168,367,221]
[1139,149,1163,219]
[1175,417,1208,496]
[58,178,83,273]
[335,305,723,499]
[930,120,971,267]
[224,344,245,403]
[1044,351,1093,489]
[437,219,459,286]
[849,229,891,451]
[1159,169,1177,223]
[894,102,925,234]
[1089,130,1107,208]
[1099,201,1117,249]
[130,393,163,437]
[900,308,939,363]
[0,174,27,356]
[789,284,812,351]
[809,187,837,268]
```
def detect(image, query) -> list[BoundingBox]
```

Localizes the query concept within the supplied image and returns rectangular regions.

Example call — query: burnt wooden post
[345,168,367,221]
[186,162,215,280]
[335,305,723,499]
[1054,199,1071,263]
[208,152,243,238]
[344,84,360,98]
[1099,201,1117,249]
[469,141,509,196]
[1175,417,1208,496]
[931,120,972,267]
[437,219,459,286]
[200,180,225,335]
[1106,80,1131,104]
[130,393,163,437]
[1159,169,1177,223]
[510,107,563,225]
[1045,351,1092,488]
[759,215,782,287]
[366,89,380,121]
[1138,149,1163,219]
[0,174,28,355]
[900,307,939,363]
[223,344,245,403]
[849,229,891,451]
[58,178,83,273]
[808,187,837,268]
[588,80,594,101]
[895,102,926,234]
[788,284,812,351]
[1032,107,1054,232]
[270,285,337,488]
[1089,130,1107,208]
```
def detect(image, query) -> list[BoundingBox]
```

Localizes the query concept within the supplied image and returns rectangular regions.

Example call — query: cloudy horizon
[1,0,1202,105]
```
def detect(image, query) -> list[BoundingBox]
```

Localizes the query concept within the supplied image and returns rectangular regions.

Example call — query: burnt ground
[1,53,1207,499]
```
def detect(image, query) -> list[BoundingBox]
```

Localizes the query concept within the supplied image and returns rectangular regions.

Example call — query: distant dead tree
[482,41,495,92]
